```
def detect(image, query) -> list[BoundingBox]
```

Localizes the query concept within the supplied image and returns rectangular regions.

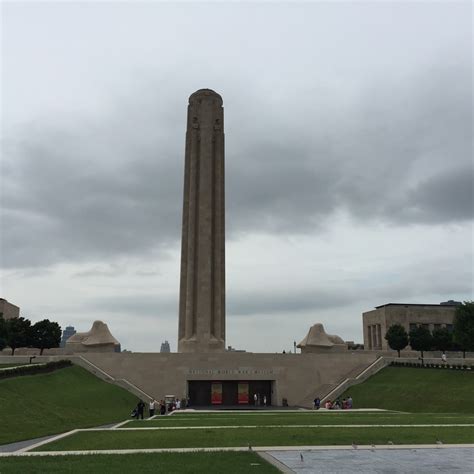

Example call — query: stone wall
[78,351,378,407]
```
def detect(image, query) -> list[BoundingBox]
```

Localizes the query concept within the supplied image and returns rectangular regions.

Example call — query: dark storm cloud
[1,62,471,269]
[2,99,185,268]
[397,166,474,223]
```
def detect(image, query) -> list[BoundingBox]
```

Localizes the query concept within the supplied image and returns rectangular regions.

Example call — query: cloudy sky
[1,1,472,352]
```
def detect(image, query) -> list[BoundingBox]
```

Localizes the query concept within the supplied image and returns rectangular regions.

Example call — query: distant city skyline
[60,326,76,348]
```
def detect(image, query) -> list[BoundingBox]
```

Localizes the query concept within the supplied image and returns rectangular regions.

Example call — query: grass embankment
[35,425,474,451]
[0,365,137,445]
[125,411,474,428]
[0,452,279,474]
[340,366,474,413]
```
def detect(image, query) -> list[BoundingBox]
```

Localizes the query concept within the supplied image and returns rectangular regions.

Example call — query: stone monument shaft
[178,89,225,353]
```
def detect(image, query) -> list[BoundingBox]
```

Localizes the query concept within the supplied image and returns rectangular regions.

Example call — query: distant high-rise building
[160,340,171,353]
[60,326,76,348]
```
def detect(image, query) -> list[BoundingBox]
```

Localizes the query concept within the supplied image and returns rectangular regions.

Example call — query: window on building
[434,324,441,330]
[446,324,454,333]
[422,324,429,330]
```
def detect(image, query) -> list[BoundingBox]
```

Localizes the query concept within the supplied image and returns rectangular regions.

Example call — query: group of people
[132,398,184,419]
[313,396,353,410]
[253,393,268,406]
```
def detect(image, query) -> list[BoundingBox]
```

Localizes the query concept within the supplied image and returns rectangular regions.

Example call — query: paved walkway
[117,423,474,430]
[266,447,474,473]
[0,435,58,454]
[0,423,118,453]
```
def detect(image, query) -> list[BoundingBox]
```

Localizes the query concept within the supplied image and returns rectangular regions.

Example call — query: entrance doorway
[188,380,272,407]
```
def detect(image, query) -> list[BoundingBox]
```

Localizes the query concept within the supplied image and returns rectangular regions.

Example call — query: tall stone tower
[178,89,225,353]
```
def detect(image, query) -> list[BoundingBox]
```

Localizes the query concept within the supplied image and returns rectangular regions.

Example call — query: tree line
[0,316,61,355]
[385,301,474,358]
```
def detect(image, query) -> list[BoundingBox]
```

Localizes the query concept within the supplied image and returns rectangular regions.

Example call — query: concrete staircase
[296,357,389,408]
[296,384,334,408]
[321,356,389,403]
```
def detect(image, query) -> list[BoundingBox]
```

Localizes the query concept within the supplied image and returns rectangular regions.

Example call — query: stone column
[178,89,225,353]
[372,325,378,350]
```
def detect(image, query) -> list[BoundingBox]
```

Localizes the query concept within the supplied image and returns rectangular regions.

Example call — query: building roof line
[374,303,460,309]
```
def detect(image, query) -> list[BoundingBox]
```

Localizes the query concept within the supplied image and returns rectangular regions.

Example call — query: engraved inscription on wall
[187,368,275,376]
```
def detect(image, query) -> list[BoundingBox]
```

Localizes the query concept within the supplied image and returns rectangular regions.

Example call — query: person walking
[137,400,145,420]
[313,397,320,410]
[149,399,156,418]
[254,393,258,406]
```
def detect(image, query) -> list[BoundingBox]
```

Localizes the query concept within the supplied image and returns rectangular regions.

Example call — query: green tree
[409,326,433,361]
[6,317,31,355]
[0,316,6,351]
[453,301,474,358]
[431,327,452,353]
[384,324,409,357]
[30,319,62,355]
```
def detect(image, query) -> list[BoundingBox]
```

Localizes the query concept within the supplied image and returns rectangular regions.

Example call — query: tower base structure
[178,336,225,354]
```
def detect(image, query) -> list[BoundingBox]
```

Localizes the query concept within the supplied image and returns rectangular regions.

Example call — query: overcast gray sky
[1,1,472,352]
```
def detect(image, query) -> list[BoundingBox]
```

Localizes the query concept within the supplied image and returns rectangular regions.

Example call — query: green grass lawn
[125,411,474,428]
[340,366,474,413]
[35,425,474,451]
[0,365,137,445]
[0,452,279,473]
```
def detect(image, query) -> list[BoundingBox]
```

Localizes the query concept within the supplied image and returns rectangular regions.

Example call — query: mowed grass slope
[0,365,137,445]
[0,452,279,474]
[340,366,474,413]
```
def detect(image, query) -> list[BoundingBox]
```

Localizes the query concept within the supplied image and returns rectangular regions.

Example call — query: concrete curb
[257,451,295,474]
[1,444,473,457]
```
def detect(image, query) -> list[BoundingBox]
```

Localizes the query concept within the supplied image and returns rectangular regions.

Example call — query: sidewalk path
[0,435,58,454]
[1,444,474,457]
[0,423,118,454]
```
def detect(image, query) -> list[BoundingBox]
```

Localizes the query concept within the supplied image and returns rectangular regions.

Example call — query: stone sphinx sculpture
[65,320,120,353]
[297,323,347,353]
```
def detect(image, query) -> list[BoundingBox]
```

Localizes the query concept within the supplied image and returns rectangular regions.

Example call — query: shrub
[0,360,72,380]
